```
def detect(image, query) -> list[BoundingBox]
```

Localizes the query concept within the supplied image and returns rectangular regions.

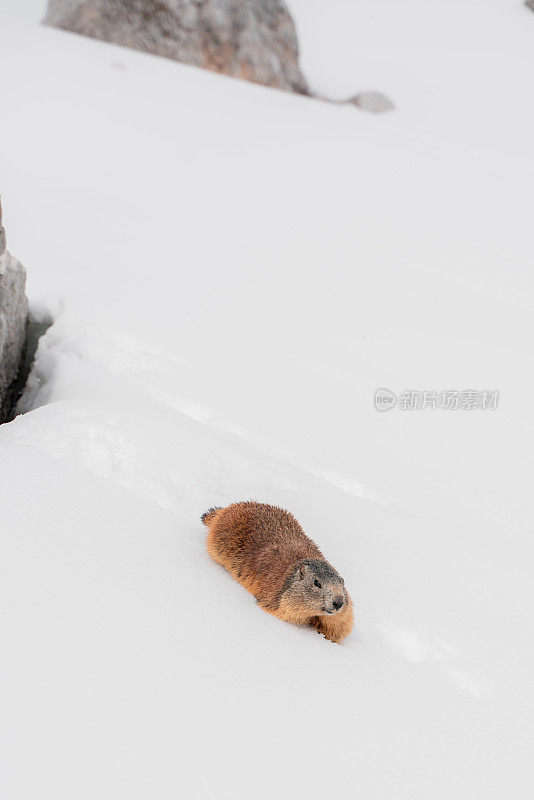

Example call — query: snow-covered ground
[1,0,533,796]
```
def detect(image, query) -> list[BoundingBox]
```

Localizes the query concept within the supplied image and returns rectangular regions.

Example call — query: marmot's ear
[298,562,307,580]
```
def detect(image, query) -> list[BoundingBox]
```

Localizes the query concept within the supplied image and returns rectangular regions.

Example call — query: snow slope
[287,0,534,163]
[1,0,533,797]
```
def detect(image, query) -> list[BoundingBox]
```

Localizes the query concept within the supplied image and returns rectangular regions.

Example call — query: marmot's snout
[321,584,347,615]
[326,594,345,614]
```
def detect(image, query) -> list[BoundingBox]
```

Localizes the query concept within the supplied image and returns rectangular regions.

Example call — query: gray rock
[0,201,5,258]
[43,0,308,94]
[348,91,395,113]
[525,1,534,13]
[0,203,29,422]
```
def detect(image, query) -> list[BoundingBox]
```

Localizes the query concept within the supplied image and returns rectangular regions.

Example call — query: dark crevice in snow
[6,315,53,422]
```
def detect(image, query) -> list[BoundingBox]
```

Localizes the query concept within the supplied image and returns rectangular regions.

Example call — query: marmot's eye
[314,579,322,589]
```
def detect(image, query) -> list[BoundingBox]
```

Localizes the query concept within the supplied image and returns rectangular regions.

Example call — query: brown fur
[202,501,354,643]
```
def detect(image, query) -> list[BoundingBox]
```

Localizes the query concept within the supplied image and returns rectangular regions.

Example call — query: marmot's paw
[311,620,339,643]
[322,630,341,644]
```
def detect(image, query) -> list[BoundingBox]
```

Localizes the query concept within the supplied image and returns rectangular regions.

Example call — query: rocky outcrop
[0,201,29,422]
[43,0,308,94]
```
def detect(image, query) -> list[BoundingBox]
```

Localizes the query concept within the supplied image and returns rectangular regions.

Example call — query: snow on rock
[43,0,308,94]
[0,201,28,422]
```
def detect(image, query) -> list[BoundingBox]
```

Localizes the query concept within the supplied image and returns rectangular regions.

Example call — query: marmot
[201,501,354,643]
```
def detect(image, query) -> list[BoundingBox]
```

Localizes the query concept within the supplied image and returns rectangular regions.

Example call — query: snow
[287,0,534,163]
[1,0,533,796]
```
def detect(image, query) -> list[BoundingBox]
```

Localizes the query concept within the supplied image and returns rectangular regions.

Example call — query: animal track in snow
[378,623,494,699]
[16,315,384,508]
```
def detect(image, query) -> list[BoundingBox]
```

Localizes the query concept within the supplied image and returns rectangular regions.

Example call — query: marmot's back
[202,501,354,643]
[205,502,322,605]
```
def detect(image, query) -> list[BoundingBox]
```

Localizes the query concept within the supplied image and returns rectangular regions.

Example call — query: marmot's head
[282,559,347,616]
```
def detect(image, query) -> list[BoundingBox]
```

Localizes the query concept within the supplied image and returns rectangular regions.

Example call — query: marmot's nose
[333,597,344,611]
